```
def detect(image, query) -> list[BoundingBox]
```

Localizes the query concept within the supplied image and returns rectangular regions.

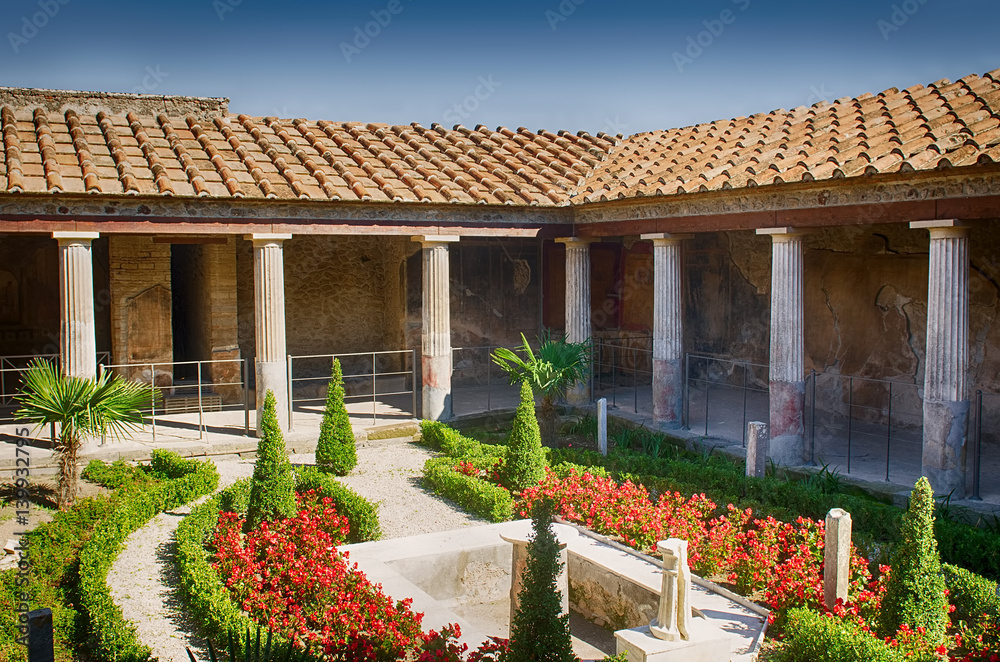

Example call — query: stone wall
[109,235,172,384]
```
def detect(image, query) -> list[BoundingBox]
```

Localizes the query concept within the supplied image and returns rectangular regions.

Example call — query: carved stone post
[911,220,970,498]
[757,227,806,465]
[650,538,692,642]
[54,232,99,379]
[557,237,593,405]
[824,508,852,610]
[414,236,459,421]
[249,233,291,432]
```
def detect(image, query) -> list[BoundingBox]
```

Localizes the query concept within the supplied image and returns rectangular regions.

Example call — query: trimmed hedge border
[176,468,382,650]
[778,608,906,662]
[77,450,219,662]
[423,457,513,523]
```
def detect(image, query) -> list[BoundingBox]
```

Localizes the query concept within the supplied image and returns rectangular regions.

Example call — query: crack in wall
[821,285,843,371]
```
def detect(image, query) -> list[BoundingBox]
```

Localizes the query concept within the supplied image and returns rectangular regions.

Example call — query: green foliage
[423,458,514,522]
[491,331,590,407]
[187,624,313,662]
[295,466,382,543]
[508,499,577,662]
[246,390,297,531]
[419,420,506,463]
[879,477,948,643]
[315,359,357,476]
[82,459,156,491]
[500,381,547,492]
[77,453,218,662]
[779,608,907,662]
[15,359,152,508]
[942,563,1000,626]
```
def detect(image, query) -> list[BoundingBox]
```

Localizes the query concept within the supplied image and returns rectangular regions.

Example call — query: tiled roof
[574,69,1000,203]
[0,91,616,206]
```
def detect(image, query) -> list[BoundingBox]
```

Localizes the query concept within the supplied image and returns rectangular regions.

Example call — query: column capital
[245,233,292,246]
[52,231,100,244]
[756,227,811,241]
[411,235,460,245]
[555,236,595,247]
[910,219,968,239]
[641,233,693,245]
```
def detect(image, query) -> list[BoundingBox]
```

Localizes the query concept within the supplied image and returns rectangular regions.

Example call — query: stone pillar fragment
[501,532,569,628]
[248,233,291,432]
[911,220,970,498]
[598,397,608,455]
[54,232,99,379]
[414,236,459,421]
[746,421,768,478]
[824,508,852,610]
[642,234,689,428]
[650,538,693,642]
[757,228,806,465]
[557,237,593,404]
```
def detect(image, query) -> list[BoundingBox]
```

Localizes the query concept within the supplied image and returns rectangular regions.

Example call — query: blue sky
[1,0,998,135]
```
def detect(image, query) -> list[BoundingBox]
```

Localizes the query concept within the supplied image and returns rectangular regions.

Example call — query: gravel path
[107,440,483,662]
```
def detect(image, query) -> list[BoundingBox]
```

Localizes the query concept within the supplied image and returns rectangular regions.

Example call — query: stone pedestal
[824,508,852,610]
[911,220,970,498]
[500,532,569,628]
[249,233,291,432]
[642,234,688,428]
[415,236,459,421]
[557,237,593,405]
[745,421,768,478]
[54,232,99,379]
[615,622,731,662]
[757,228,806,465]
[598,397,608,455]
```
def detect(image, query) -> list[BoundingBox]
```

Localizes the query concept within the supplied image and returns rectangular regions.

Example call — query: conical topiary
[315,358,357,475]
[245,390,297,531]
[878,476,949,643]
[500,381,547,492]
[508,498,577,662]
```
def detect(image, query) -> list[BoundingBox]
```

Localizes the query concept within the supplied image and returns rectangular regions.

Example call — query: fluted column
[642,233,689,428]
[415,236,459,421]
[249,233,291,433]
[557,237,593,404]
[912,220,969,497]
[54,232,99,379]
[757,228,806,465]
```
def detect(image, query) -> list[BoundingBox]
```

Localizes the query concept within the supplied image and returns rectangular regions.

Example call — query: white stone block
[615,620,732,662]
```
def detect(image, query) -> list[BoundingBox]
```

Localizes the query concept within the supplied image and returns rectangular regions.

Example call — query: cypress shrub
[500,381,547,492]
[508,498,576,662]
[878,476,948,642]
[315,358,357,475]
[246,390,297,531]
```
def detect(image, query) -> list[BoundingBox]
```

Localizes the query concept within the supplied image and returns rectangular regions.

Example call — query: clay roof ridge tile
[213,116,276,199]
[96,111,140,194]
[263,117,344,200]
[238,115,310,199]
[64,109,101,193]
[185,115,241,197]
[32,108,63,193]
[127,112,174,195]
[1,106,24,192]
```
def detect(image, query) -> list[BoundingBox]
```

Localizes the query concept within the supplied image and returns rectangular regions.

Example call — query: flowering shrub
[212,491,425,660]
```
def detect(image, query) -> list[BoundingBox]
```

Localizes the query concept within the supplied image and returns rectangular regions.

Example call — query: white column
[757,227,806,465]
[414,236,459,421]
[248,233,291,433]
[911,220,969,498]
[642,233,689,428]
[53,232,99,379]
[557,237,593,404]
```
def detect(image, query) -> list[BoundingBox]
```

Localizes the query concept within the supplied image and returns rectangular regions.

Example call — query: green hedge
[419,420,505,463]
[943,563,1000,626]
[77,451,218,662]
[423,457,513,523]
[81,459,156,490]
[295,466,381,543]
[778,608,908,662]
[551,447,1000,580]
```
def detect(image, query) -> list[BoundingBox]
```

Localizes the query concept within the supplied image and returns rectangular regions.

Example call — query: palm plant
[14,359,151,509]
[492,331,590,445]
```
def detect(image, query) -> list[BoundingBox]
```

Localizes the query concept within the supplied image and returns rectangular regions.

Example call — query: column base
[422,353,452,421]
[768,379,805,465]
[566,382,590,406]
[922,398,969,499]
[653,358,683,429]
[256,359,289,433]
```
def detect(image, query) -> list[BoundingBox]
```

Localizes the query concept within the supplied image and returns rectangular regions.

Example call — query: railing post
[150,363,156,444]
[633,345,638,414]
[683,353,690,429]
[971,390,983,501]
[197,360,204,440]
[885,381,892,482]
[487,347,492,412]
[741,362,748,447]
[809,369,817,466]
[704,372,710,437]
[411,350,417,420]
[286,355,294,431]
[611,343,617,408]
[372,351,377,425]
[847,377,853,474]
[243,359,250,436]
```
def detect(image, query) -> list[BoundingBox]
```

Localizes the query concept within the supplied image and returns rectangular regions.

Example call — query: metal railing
[591,336,653,414]
[286,350,417,428]
[452,345,528,412]
[101,358,250,442]
[971,390,998,501]
[683,353,769,444]
[1,352,111,422]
